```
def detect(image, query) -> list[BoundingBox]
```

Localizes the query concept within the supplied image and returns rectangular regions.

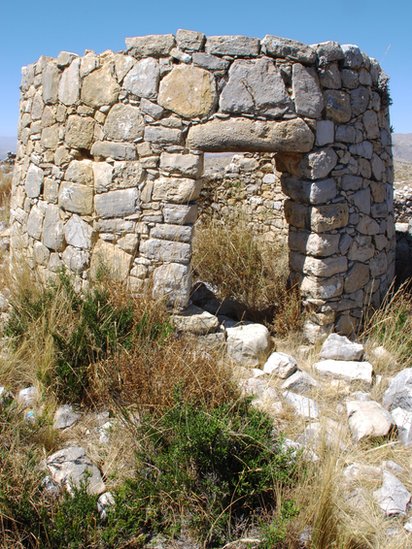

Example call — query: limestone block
[341,45,364,69]
[261,35,316,63]
[62,246,89,274]
[152,262,191,309]
[64,215,93,249]
[281,370,318,393]
[80,53,99,77]
[151,224,192,243]
[357,215,380,235]
[187,118,314,153]
[33,241,50,265]
[344,263,369,293]
[176,29,205,52]
[94,188,139,219]
[113,161,143,188]
[373,471,411,516]
[350,86,370,116]
[342,175,363,191]
[319,63,341,89]
[172,304,219,335]
[371,154,384,180]
[31,92,44,120]
[160,153,202,178]
[41,125,59,149]
[315,41,344,63]
[56,51,77,68]
[349,141,373,160]
[220,58,291,118]
[163,204,198,225]
[320,333,364,361]
[303,256,347,277]
[370,252,387,277]
[315,359,373,384]
[391,408,412,446]
[117,234,138,254]
[363,110,380,139]
[140,238,191,264]
[383,368,412,412]
[288,231,340,257]
[42,204,65,251]
[158,65,216,118]
[125,34,175,57]
[300,274,343,299]
[281,177,337,205]
[59,182,94,215]
[263,352,297,379]
[292,64,324,118]
[311,204,349,232]
[193,52,230,71]
[139,98,165,119]
[152,176,202,204]
[143,126,182,146]
[65,115,95,149]
[114,54,134,83]
[42,62,59,104]
[53,405,81,430]
[284,200,310,229]
[226,323,271,367]
[103,104,144,141]
[123,58,160,99]
[91,141,137,160]
[347,401,394,442]
[58,58,80,106]
[316,120,334,146]
[93,162,113,193]
[81,64,120,107]
[305,148,338,179]
[341,69,359,89]
[25,164,44,198]
[282,391,319,419]
[90,239,132,281]
[66,160,93,185]
[27,206,44,240]
[352,188,371,215]
[324,90,351,123]
[205,35,260,57]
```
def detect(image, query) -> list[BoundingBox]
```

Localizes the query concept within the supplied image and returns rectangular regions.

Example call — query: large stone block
[64,215,93,249]
[220,58,291,118]
[42,62,59,104]
[103,104,144,141]
[292,64,324,118]
[140,238,191,264]
[27,206,44,240]
[90,239,132,281]
[281,177,337,205]
[205,35,260,57]
[311,204,349,232]
[123,58,160,99]
[125,34,175,57]
[65,115,95,149]
[41,124,59,149]
[158,65,216,118]
[152,262,191,309]
[91,141,137,160]
[59,182,94,215]
[25,164,44,198]
[193,52,230,71]
[94,188,139,218]
[62,246,89,274]
[151,224,192,243]
[163,204,198,225]
[303,256,347,278]
[81,63,120,107]
[58,58,80,106]
[288,231,340,257]
[261,35,316,63]
[176,29,205,52]
[300,274,343,299]
[344,262,369,293]
[42,204,65,251]
[187,118,314,153]
[160,153,202,178]
[152,177,202,203]
[324,90,352,123]
[144,126,183,146]
[66,160,94,185]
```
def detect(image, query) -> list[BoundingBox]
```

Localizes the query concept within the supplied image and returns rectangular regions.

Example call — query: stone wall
[198,152,288,240]
[10,31,395,338]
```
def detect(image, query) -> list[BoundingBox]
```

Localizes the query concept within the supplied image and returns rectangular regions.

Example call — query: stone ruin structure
[10,30,395,339]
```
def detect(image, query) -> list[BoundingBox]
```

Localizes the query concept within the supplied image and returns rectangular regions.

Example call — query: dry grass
[0,167,12,223]
[192,213,304,335]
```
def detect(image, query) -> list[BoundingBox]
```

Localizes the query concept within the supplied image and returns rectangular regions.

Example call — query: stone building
[10,31,394,338]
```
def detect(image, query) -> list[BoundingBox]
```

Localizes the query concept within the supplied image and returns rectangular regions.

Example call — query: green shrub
[105,397,297,547]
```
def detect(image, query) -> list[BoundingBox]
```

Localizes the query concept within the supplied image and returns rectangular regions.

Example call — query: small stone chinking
[11,30,394,338]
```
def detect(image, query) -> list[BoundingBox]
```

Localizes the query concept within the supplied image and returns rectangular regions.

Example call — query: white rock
[226,323,271,367]
[383,368,412,412]
[298,418,346,450]
[46,446,105,495]
[172,305,219,335]
[346,400,394,441]
[313,359,373,384]
[53,405,81,430]
[343,462,382,483]
[283,391,319,419]
[391,407,412,446]
[404,517,412,533]
[97,492,115,520]
[17,386,38,407]
[281,370,318,393]
[263,352,297,379]
[373,471,411,516]
[319,333,364,361]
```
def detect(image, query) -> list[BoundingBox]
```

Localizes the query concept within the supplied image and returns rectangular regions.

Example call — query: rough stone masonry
[10,30,395,339]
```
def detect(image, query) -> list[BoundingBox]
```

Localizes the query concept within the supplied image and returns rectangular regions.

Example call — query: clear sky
[1,0,411,138]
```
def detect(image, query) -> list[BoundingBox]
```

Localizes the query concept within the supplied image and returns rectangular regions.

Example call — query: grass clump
[192,214,304,335]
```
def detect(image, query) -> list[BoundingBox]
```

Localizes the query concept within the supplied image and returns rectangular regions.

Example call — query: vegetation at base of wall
[0,167,12,222]
[362,281,412,369]
[192,213,304,335]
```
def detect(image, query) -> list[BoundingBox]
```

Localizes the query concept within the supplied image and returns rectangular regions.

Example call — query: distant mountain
[392,133,412,163]
[0,136,17,160]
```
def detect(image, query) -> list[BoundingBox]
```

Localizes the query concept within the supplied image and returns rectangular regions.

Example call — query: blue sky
[1,0,411,138]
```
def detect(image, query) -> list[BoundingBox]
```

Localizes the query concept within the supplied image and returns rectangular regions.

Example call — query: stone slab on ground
[383,368,412,412]
[319,333,364,361]
[172,304,220,335]
[373,470,411,516]
[262,351,297,379]
[313,359,373,384]
[346,400,394,441]
[226,322,271,367]
[283,391,319,419]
